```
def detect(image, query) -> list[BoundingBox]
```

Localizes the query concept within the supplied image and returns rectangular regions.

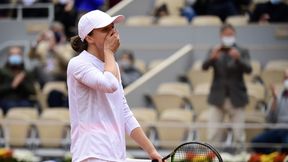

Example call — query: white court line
[126,158,151,162]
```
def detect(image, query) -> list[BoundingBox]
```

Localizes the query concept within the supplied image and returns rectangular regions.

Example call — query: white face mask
[284,79,288,90]
[119,60,132,69]
[8,54,23,65]
[221,36,236,47]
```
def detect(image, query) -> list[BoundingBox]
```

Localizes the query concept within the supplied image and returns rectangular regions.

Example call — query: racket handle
[151,160,159,162]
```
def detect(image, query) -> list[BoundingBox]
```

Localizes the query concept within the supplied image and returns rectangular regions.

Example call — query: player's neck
[87,46,104,62]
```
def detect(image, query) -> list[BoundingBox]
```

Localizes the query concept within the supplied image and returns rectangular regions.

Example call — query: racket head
[165,142,223,162]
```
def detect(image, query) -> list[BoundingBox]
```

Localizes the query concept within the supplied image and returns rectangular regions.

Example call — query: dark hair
[121,50,135,63]
[70,30,95,53]
[70,35,88,53]
[154,3,169,18]
[220,23,235,33]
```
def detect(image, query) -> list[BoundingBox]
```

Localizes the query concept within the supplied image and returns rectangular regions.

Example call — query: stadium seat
[34,108,69,148]
[158,16,189,26]
[42,81,68,109]
[3,107,38,147]
[191,16,222,26]
[244,112,265,143]
[34,82,47,110]
[6,107,38,120]
[126,107,157,148]
[244,60,262,83]
[155,109,193,149]
[246,82,266,102]
[193,83,211,95]
[225,15,249,26]
[156,82,191,97]
[188,93,209,118]
[261,69,285,86]
[191,60,205,70]
[154,0,185,16]
[151,94,186,113]
[245,95,260,113]
[186,68,213,89]
[125,16,155,26]
[151,82,191,113]
[265,60,288,70]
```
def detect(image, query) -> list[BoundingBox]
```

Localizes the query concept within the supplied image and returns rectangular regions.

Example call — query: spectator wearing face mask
[118,50,142,88]
[250,0,288,23]
[0,46,36,115]
[251,69,288,154]
[28,22,74,88]
[202,23,252,145]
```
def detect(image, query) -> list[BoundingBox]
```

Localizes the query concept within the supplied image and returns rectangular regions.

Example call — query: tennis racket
[152,141,223,162]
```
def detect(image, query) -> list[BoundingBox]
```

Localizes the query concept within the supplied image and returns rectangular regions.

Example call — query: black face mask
[7,63,24,71]
[54,32,61,43]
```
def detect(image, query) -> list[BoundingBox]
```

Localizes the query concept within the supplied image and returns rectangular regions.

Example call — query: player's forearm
[104,50,118,79]
[130,127,157,155]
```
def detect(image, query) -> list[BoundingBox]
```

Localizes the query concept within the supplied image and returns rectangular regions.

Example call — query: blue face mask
[271,0,282,4]
[8,55,23,65]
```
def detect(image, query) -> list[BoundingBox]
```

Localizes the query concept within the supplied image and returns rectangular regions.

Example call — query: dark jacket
[0,66,36,100]
[250,1,288,23]
[202,45,252,107]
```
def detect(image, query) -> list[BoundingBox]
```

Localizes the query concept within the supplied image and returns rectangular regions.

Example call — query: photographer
[202,24,252,145]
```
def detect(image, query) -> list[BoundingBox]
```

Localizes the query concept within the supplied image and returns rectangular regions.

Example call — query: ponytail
[70,35,88,53]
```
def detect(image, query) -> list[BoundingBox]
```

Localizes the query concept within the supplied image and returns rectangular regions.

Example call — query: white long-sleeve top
[67,50,140,162]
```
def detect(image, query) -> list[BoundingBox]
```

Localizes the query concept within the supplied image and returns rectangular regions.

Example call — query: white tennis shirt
[67,50,140,162]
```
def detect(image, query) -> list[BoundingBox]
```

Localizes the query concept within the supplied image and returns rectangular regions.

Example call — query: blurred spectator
[0,0,12,18]
[74,0,105,14]
[205,0,238,22]
[50,21,67,44]
[108,0,121,8]
[47,89,68,107]
[192,0,209,15]
[21,0,51,18]
[0,46,36,115]
[250,0,288,23]
[153,3,169,22]
[118,50,142,88]
[192,0,251,22]
[251,69,288,154]
[202,24,252,144]
[181,0,196,22]
[28,21,74,87]
[54,0,78,37]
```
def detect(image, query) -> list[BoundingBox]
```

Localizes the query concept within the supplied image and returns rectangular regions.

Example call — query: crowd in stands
[152,0,288,24]
[0,0,134,114]
[0,0,122,37]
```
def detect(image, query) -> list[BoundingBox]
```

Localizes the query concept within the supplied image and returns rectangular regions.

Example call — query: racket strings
[172,144,220,162]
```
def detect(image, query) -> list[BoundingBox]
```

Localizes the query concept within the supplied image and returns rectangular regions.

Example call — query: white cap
[78,10,125,41]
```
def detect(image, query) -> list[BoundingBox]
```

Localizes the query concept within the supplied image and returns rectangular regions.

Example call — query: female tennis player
[67,10,163,162]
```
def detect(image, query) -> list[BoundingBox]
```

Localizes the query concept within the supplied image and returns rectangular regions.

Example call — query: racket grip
[151,160,159,162]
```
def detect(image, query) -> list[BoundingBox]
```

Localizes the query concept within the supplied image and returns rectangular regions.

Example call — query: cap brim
[98,15,125,29]
[112,15,125,24]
